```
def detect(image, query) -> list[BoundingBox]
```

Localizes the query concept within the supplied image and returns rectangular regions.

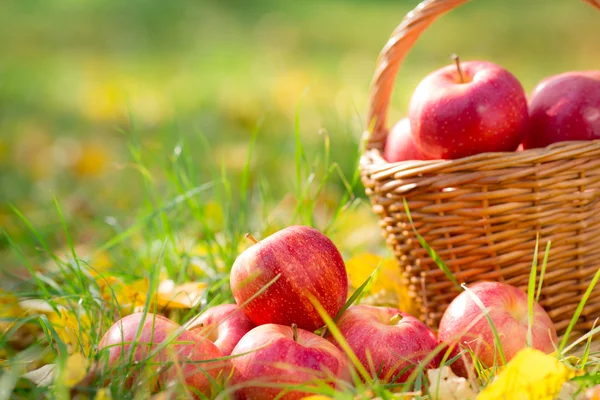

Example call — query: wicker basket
[360,0,600,335]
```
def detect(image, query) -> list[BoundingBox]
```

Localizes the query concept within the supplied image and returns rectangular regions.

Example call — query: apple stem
[245,233,259,244]
[292,323,298,342]
[389,313,403,325]
[452,54,465,84]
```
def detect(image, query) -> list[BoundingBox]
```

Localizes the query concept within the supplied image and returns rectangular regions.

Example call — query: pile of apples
[384,56,600,162]
[98,225,559,399]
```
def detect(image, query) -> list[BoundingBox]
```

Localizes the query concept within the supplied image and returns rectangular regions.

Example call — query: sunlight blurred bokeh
[1,0,599,254]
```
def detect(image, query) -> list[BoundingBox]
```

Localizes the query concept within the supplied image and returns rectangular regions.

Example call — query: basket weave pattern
[360,0,600,334]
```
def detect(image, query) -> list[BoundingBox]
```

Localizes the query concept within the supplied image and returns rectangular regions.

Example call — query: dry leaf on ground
[427,366,477,400]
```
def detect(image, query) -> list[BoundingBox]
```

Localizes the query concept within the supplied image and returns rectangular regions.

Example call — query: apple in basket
[437,281,557,375]
[522,70,600,149]
[409,56,529,159]
[186,304,256,356]
[230,225,348,332]
[229,323,350,400]
[383,117,427,162]
[98,313,229,396]
[326,305,439,383]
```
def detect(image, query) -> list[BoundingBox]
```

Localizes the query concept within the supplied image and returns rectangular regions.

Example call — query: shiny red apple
[438,282,557,375]
[522,71,600,149]
[230,225,348,331]
[98,313,229,396]
[326,305,439,383]
[187,304,256,356]
[229,323,350,400]
[383,117,427,162]
[409,58,529,159]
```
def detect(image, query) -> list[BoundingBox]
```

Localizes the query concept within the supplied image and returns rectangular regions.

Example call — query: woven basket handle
[365,0,600,152]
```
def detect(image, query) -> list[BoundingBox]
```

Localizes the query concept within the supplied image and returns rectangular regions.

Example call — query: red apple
[438,281,557,375]
[383,117,427,162]
[522,71,600,149]
[186,304,256,356]
[326,305,439,383]
[229,323,350,400]
[98,313,230,396]
[230,225,348,331]
[409,58,529,159]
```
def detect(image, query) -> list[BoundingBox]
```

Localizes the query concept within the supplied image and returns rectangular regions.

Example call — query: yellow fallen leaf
[64,352,89,387]
[156,280,207,309]
[477,348,579,400]
[49,309,93,355]
[98,276,207,311]
[1,294,26,332]
[17,299,92,355]
[345,253,415,315]
[301,396,333,400]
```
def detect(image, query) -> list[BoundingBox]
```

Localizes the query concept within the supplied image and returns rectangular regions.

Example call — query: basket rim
[360,139,600,181]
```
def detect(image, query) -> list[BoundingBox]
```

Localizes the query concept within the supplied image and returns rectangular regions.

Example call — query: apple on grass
[409,56,529,159]
[383,117,427,162]
[523,70,600,149]
[326,305,439,383]
[230,225,348,332]
[186,304,256,356]
[229,323,350,400]
[438,281,558,376]
[98,313,230,397]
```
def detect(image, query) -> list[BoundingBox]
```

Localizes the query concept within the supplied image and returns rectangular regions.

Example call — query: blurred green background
[1,0,599,258]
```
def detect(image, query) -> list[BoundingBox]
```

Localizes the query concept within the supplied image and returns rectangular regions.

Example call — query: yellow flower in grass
[477,348,579,400]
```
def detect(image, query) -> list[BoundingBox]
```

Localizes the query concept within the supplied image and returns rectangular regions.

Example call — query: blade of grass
[580,318,598,370]
[333,263,379,321]
[559,265,600,353]
[536,241,551,303]
[309,295,373,384]
[403,198,460,289]
[526,234,540,348]
[462,283,507,366]
[562,323,600,355]
[53,197,90,303]
[0,226,51,300]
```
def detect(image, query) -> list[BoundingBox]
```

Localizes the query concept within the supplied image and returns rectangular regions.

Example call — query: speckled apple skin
[230,225,348,331]
[523,71,600,149]
[409,60,529,159]
[438,282,558,373]
[188,304,256,356]
[230,324,350,400]
[98,312,229,396]
[326,305,439,383]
